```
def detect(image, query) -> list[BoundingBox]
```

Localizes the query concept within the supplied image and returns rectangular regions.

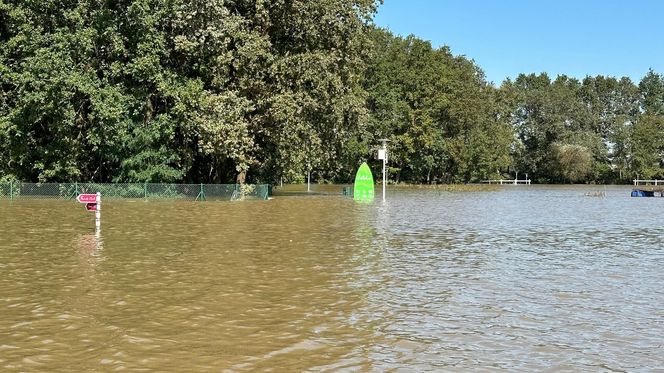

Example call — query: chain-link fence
[0,181,269,201]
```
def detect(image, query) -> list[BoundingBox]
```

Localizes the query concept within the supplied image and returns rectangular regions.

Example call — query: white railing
[481,179,531,185]
[633,179,663,185]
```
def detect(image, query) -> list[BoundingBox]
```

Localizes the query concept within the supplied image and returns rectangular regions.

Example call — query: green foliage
[550,143,593,183]
[631,115,664,179]
[504,72,654,183]
[363,29,512,184]
[1,0,376,184]
[1,1,663,185]
[640,69,664,115]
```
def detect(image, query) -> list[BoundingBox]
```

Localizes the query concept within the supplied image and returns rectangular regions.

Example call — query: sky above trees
[374,0,664,85]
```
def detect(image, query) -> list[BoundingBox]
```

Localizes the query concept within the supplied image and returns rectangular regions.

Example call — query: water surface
[1,185,663,371]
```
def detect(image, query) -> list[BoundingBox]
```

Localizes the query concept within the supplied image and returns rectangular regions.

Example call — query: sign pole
[377,139,389,202]
[382,154,386,201]
[76,192,101,232]
[95,192,101,232]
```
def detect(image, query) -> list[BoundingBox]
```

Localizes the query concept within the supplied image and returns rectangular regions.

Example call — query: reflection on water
[1,185,664,371]
[76,232,103,264]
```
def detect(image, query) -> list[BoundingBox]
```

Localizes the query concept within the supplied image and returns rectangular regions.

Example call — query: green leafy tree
[550,143,593,183]
[364,28,511,184]
[0,0,378,184]
[631,115,664,179]
[639,69,664,115]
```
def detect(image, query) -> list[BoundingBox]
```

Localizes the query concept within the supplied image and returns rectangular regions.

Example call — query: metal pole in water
[377,139,389,202]
[382,155,386,201]
[95,192,101,232]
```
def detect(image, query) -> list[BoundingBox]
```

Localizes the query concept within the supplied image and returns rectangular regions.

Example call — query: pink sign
[76,194,98,203]
[85,203,97,212]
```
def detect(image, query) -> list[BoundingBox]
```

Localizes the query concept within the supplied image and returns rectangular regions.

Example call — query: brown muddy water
[1,185,663,371]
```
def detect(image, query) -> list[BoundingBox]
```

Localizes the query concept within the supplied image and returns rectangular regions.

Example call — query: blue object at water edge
[631,189,655,197]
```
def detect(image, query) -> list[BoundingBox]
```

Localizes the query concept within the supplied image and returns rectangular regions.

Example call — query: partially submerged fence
[480,179,531,185]
[0,182,269,201]
[633,179,664,185]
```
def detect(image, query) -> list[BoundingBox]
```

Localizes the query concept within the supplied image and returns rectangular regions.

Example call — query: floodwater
[1,185,663,372]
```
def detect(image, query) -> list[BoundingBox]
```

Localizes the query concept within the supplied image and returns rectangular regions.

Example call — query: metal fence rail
[480,179,532,185]
[0,181,269,201]
[633,179,664,185]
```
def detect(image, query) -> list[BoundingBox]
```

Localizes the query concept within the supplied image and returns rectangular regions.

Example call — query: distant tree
[639,69,664,115]
[579,76,639,182]
[507,73,557,181]
[631,115,664,179]
[505,73,645,183]
[550,143,592,183]
[364,28,511,184]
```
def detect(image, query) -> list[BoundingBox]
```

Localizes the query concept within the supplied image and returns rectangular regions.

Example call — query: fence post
[9,179,13,200]
[144,182,148,199]
[195,183,206,201]
[67,182,79,200]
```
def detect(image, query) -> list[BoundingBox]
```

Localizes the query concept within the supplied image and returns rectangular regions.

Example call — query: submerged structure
[631,187,664,197]
[631,179,664,197]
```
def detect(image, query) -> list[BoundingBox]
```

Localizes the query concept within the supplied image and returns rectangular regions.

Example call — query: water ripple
[1,186,663,371]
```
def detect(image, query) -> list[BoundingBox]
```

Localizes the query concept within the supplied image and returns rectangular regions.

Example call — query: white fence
[633,179,663,185]
[481,179,531,185]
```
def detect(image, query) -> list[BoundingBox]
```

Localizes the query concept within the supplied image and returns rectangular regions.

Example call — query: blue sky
[373,0,664,85]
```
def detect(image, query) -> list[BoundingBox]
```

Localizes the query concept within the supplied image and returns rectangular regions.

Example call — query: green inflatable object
[353,162,375,202]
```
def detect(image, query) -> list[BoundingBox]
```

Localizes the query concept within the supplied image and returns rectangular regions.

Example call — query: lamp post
[377,139,389,201]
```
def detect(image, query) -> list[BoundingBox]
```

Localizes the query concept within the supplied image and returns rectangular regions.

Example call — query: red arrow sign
[86,202,97,212]
[76,194,98,203]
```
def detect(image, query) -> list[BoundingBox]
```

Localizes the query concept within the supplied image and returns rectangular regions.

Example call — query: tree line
[2,0,663,184]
